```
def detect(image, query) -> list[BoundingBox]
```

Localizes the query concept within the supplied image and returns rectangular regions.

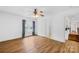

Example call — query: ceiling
[0,6,79,17]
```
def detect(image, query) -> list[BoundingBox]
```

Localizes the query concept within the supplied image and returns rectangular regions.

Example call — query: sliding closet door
[22,19,33,38]
[22,17,50,38]
[25,20,33,36]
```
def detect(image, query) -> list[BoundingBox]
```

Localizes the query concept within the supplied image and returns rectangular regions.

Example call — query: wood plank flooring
[0,38,23,53]
[1,36,79,53]
[60,40,79,53]
[0,36,63,53]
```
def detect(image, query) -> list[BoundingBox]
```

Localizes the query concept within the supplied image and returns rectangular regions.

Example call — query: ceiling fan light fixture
[33,8,44,18]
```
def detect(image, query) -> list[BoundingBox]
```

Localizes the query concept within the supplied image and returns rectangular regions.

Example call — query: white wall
[50,8,79,42]
[36,16,50,37]
[1,7,79,42]
[0,11,25,41]
[51,13,65,42]
[0,11,50,42]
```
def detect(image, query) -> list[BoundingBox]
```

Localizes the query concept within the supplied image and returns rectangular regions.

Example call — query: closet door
[25,20,33,36]
[22,19,33,38]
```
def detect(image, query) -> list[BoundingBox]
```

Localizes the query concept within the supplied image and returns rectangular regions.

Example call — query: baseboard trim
[0,37,22,43]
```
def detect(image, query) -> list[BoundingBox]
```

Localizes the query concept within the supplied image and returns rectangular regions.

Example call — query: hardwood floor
[0,36,63,53]
[60,40,79,53]
[1,35,79,53]
[68,34,79,42]
[0,38,23,53]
